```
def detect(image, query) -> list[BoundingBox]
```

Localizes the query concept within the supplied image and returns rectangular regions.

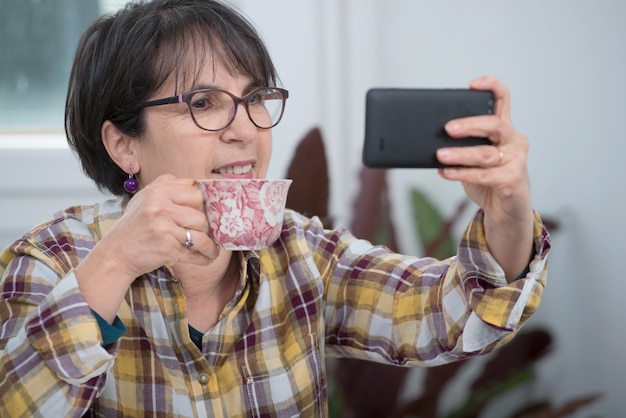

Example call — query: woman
[0,0,550,416]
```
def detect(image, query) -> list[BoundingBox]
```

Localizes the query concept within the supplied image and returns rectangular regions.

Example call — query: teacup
[195,178,292,250]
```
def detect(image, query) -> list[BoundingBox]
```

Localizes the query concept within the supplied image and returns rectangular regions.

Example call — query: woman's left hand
[436,75,535,280]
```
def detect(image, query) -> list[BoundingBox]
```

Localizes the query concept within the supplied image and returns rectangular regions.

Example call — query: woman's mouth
[212,163,253,175]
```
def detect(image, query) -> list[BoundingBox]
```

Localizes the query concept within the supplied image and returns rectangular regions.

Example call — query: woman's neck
[172,250,241,332]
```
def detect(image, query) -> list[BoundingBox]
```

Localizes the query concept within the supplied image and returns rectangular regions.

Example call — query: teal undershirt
[517,265,531,280]
[93,309,204,349]
[92,310,126,347]
[188,325,204,349]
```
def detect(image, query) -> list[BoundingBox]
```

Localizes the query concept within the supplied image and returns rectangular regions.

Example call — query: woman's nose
[220,103,259,142]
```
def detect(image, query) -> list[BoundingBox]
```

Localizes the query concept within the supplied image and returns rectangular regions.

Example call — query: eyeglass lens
[188,88,285,130]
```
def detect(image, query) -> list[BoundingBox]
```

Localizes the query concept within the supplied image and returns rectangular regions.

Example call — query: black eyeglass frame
[140,87,289,131]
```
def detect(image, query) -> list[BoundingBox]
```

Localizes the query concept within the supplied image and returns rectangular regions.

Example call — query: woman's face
[134,56,273,186]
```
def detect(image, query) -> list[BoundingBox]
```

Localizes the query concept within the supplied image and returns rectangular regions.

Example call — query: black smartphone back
[362,88,494,168]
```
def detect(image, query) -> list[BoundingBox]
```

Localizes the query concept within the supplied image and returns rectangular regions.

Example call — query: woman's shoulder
[279,208,354,252]
[24,197,124,242]
[281,208,329,236]
[1,196,125,272]
[1,197,124,269]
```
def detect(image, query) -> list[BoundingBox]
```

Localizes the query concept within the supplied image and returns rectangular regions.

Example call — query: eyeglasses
[140,87,289,131]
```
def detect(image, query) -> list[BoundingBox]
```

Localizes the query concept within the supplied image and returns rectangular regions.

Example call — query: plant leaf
[508,392,604,418]
[285,127,332,227]
[409,187,459,259]
[445,368,536,418]
[350,166,399,251]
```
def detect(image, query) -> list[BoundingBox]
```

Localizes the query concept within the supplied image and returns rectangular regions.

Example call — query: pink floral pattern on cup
[196,179,292,250]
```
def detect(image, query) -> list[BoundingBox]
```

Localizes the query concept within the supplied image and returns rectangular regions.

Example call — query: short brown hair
[65,0,278,196]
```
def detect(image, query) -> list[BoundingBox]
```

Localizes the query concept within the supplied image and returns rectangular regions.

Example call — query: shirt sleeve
[322,209,550,367]
[1,233,117,416]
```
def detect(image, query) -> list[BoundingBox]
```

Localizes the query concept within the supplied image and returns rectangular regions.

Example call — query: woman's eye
[248,92,265,106]
[191,97,211,111]
[190,92,222,111]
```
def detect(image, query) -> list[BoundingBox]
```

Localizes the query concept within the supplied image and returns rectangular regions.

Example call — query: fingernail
[446,121,461,133]
[470,75,488,86]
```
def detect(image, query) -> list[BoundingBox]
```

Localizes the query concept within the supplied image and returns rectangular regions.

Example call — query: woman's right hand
[75,174,219,322]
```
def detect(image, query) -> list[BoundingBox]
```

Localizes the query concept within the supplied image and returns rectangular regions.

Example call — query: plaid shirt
[0,197,550,417]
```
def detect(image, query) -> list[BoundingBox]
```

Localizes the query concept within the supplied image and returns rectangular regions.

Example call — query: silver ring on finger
[497,148,504,165]
[183,228,194,249]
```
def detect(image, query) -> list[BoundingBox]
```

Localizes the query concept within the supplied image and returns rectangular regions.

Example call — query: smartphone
[362,88,495,168]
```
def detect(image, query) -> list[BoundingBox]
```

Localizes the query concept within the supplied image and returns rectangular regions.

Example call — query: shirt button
[198,373,209,386]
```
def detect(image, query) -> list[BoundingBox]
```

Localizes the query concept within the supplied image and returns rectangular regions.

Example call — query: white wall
[238,1,626,416]
[0,139,111,247]
[1,0,624,415]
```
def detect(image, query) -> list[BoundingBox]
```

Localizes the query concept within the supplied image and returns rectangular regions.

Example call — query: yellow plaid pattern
[0,198,550,417]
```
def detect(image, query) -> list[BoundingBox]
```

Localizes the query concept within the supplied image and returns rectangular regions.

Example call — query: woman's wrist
[75,243,136,323]
[483,207,535,282]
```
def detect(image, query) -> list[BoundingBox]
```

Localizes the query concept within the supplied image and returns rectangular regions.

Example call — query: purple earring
[123,171,138,194]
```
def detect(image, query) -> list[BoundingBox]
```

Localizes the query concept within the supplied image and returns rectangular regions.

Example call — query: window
[0,0,127,133]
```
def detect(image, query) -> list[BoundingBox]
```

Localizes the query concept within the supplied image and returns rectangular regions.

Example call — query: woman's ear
[101,120,139,173]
